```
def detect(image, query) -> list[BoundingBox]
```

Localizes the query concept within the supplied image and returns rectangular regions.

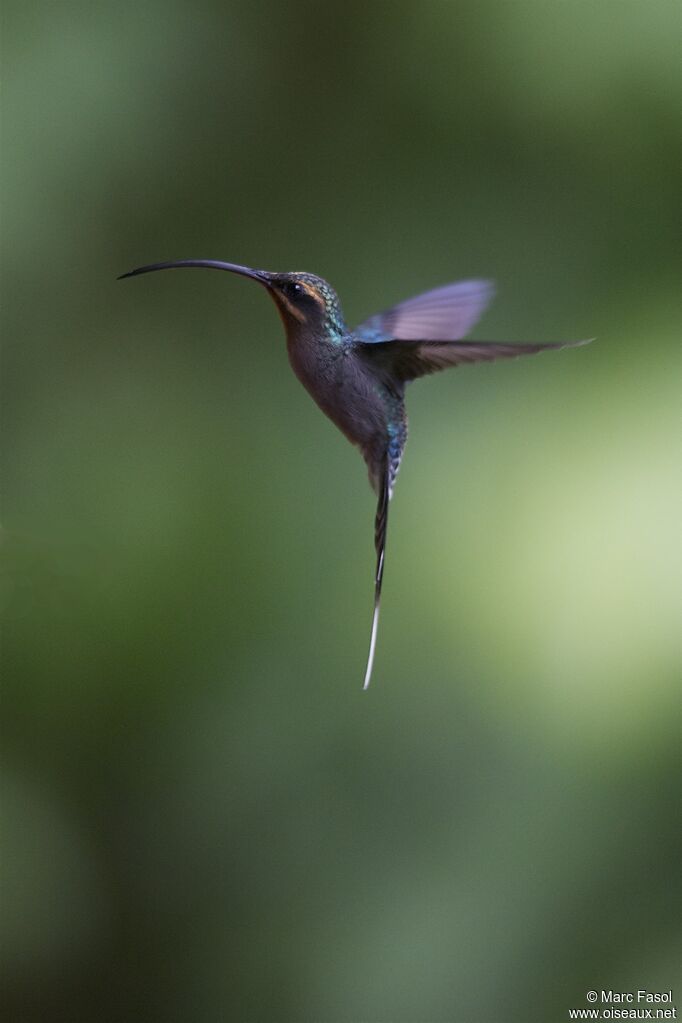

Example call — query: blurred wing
[369,338,592,382]
[354,279,495,343]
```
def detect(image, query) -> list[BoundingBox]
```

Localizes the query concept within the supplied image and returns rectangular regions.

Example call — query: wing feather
[355,279,495,343]
[360,338,593,382]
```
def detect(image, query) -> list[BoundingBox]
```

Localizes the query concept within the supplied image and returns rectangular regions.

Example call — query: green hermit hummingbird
[120,259,591,689]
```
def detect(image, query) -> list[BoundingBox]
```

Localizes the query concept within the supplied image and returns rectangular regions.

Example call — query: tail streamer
[363,464,390,690]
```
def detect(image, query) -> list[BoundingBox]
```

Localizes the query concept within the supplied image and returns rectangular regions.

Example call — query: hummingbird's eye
[286,281,303,297]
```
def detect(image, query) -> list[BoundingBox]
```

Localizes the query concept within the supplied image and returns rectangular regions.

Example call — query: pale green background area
[2,2,681,1021]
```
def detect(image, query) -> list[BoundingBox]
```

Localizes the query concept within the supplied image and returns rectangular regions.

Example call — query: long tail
[363,464,390,690]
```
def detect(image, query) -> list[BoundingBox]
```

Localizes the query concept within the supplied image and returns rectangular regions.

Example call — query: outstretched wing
[354,279,495,343]
[363,337,592,383]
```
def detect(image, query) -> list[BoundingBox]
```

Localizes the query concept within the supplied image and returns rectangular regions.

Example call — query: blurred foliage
[2,2,682,1021]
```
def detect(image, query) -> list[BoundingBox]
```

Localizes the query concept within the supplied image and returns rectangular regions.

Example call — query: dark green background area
[2,3,681,1021]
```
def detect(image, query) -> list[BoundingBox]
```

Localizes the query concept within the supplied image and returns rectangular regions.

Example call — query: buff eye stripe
[300,283,326,309]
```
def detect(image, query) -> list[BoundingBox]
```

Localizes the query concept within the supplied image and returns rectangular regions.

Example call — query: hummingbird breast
[286,332,404,489]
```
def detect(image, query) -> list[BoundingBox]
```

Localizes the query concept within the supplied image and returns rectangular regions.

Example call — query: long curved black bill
[118,259,270,283]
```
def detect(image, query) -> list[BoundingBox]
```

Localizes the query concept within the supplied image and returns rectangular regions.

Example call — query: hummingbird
[119,259,591,689]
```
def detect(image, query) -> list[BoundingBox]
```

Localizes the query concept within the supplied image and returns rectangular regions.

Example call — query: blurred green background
[2,2,682,1021]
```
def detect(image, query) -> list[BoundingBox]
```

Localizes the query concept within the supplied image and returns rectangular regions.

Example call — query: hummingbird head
[264,271,347,340]
[118,260,348,341]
